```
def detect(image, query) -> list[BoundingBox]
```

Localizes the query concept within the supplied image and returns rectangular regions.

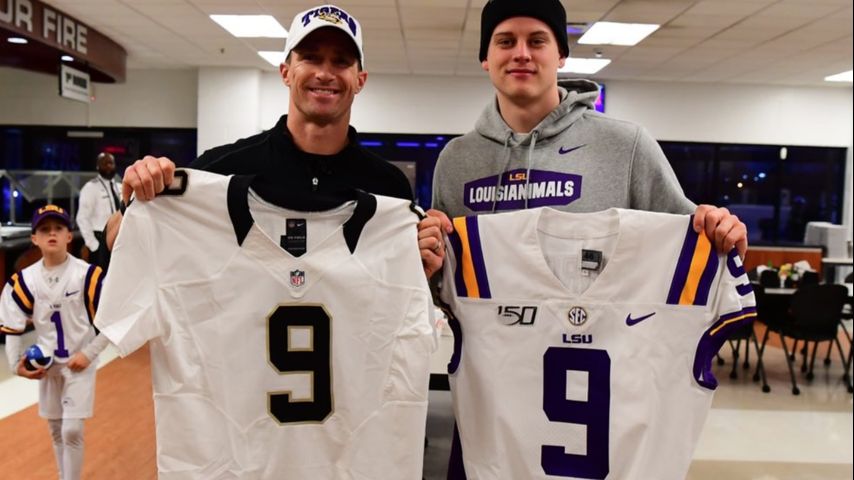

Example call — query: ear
[558,56,566,69]
[31,234,37,246]
[280,62,291,87]
[481,59,489,72]
[355,70,367,94]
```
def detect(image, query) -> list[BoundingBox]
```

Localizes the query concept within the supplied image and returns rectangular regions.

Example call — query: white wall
[605,80,853,147]
[0,67,197,128]
[197,67,261,154]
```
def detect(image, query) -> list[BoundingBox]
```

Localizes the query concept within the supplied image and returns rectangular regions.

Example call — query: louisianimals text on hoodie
[431,79,695,218]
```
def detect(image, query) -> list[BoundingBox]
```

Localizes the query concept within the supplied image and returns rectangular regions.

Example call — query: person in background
[76,152,121,270]
[0,205,109,480]
[429,0,748,258]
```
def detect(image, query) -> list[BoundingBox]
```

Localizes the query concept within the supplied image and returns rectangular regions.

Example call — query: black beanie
[479,0,569,61]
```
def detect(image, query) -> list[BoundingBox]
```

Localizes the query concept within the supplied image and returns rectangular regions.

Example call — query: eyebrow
[493,29,550,38]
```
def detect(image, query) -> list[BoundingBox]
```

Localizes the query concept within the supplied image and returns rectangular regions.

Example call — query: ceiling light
[258,51,285,67]
[578,22,659,46]
[61,55,74,62]
[7,37,28,44]
[559,58,612,75]
[210,15,287,38]
[824,70,852,83]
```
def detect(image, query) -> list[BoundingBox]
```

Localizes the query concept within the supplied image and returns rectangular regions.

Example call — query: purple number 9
[542,347,610,479]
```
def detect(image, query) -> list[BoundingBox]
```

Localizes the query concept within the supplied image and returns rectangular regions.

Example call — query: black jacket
[190,115,412,210]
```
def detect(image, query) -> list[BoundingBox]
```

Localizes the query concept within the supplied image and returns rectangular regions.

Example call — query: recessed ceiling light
[824,70,852,83]
[258,51,285,67]
[7,37,28,44]
[559,58,612,75]
[578,22,659,46]
[61,55,74,62]
[210,15,287,38]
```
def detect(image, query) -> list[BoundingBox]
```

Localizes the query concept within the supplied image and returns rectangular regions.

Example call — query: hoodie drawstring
[491,132,514,213]
[524,130,539,210]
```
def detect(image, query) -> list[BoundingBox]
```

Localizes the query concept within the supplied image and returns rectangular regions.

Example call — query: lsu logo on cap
[301,6,358,36]
[38,205,66,215]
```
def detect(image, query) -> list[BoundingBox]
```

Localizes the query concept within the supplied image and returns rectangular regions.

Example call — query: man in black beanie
[431,0,747,253]
[431,3,750,475]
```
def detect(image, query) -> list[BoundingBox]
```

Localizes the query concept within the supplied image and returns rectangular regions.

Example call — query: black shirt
[190,115,412,210]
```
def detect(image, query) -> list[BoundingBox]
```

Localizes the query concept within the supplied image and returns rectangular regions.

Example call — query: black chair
[844,271,852,283]
[773,284,850,395]
[800,270,820,286]
[753,284,788,392]
[759,269,781,288]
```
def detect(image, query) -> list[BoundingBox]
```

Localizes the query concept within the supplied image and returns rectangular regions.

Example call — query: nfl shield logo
[290,269,306,288]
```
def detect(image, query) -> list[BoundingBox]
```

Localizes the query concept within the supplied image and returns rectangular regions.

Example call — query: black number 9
[267,305,332,424]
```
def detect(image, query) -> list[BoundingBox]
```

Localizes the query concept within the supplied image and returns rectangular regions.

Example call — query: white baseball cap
[283,5,365,67]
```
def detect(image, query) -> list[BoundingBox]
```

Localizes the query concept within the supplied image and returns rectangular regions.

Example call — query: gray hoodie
[432,79,695,218]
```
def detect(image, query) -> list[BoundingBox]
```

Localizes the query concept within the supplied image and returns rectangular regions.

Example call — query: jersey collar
[226,174,377,254]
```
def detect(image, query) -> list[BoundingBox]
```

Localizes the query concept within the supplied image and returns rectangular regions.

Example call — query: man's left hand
[67,352,92,372]
[693,204,748,259]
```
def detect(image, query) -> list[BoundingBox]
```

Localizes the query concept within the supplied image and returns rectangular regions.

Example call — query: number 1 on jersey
[267,305,333,424]
[50,311,70,358]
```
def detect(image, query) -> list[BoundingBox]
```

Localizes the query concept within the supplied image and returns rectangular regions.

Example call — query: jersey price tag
[581,249,603,271]
[281,219,307,257]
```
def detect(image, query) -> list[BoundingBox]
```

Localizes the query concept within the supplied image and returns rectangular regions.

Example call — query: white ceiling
[42,0,853,87]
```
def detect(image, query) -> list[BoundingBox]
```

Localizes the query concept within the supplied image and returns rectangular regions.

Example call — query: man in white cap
[109,4,446,277]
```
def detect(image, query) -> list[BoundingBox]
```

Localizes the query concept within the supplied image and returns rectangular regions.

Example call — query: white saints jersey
[94,169,435,480]
[1,256,104,363]
[440,208,756,480]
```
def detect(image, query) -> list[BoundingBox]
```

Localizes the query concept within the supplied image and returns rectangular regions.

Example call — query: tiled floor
[2,331,852,479]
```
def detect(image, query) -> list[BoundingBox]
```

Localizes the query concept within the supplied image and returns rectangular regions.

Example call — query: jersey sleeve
[93,202,164,356]
[0,273,34,334]
[83,264,105,324]
[692,249,757,390]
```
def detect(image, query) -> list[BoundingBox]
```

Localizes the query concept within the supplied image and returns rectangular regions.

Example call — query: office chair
[774,284,850,395]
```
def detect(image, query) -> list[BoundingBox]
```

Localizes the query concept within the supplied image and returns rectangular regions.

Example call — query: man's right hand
[107,155,177,251]
[122,155,177,203]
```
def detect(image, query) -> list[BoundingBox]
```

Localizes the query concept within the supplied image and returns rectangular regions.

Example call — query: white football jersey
[1,256,104,363]
[440,208,756,480]
[95,169,435,480]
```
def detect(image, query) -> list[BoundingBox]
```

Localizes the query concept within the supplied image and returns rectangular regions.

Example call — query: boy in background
[0,205,109,480]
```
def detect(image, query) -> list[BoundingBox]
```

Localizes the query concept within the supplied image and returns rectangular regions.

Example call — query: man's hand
[16,357,47,380]
[122,155,177,203]
[420,209,454,279]
[67,352,92,372]
[106,155,177,251]
[693,204,748,259]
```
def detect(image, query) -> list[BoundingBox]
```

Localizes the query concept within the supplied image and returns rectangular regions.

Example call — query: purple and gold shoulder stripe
[693,306,758,390]
[7,272,35,316]
[447,216,491,299]
[84,265,104,322]
[667,217,718,306]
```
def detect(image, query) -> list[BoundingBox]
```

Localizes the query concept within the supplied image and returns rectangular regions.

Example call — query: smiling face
[482,16,565,107]
[280,27,367,127]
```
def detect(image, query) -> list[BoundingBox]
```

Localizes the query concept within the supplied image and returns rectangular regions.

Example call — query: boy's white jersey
[1,256,103,363]
[95,169,435,480]
[440,208,756,480]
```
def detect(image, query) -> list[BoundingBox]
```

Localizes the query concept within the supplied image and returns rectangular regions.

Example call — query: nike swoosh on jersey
[65,290,80,297]
[626,312,656,326]
[558,144,586,155]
